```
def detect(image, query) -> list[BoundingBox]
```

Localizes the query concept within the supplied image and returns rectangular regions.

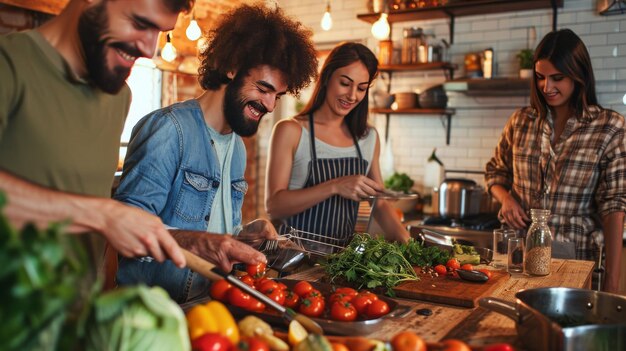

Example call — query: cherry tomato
[357,290,379,301]
[293,281,314,297]
[334,287,358,299]
[209,279,232,302]
[478,269,493,280]
[351,294,374,315]
[191,332,232,351]
[329,293,351,305]
[246,297,266,313]
[277,282,288,291]
[365,299,390,319]
[390,331,427,351]
[460,263,474,271]
[246,262,267,278]
[298,297,324,317]
[228,287,251,309]
[330,301,357,321]
[441,339,472,351]
[434,264,448,275]
[254,276,270,287]
[483,343,515,351]
[257,279,280,294]
[446,258,461,271]
[265,288,286,306]
[239,274,256,288]
[303,289,323,300]
[233,337,270,351]
[284,290,300,308]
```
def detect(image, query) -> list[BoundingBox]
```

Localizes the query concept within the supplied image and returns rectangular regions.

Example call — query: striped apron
[280,114,369,254]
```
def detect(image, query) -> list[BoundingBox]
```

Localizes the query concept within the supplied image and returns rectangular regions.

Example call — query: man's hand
[172,231,266,272]
[236,219,278,249]
[498,195,530,229]
[96,200,186,268]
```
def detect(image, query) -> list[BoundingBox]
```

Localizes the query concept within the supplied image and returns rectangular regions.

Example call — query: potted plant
[517,48,534,79]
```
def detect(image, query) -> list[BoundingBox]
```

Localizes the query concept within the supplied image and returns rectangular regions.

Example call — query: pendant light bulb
[161,33,177,62]
[320,3,332,31]
[371,13,390,40]
[186,19,202,41]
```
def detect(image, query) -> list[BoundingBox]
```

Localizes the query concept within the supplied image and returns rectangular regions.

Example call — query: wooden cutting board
[393,268,510,308]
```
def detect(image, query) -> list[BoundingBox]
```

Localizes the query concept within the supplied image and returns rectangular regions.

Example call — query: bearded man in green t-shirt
[0,0,272,287]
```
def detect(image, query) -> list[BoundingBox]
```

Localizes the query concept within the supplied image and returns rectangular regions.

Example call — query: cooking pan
[479,287,626,351]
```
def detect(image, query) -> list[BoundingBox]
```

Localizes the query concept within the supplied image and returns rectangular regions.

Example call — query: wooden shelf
[379,62,457,72]
[371,108,455,115]
[357,0,563,43]
[357,0,563,24]
[443,78,531,96]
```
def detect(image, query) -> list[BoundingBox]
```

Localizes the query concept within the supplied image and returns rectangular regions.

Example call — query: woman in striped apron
[265,42,410,255]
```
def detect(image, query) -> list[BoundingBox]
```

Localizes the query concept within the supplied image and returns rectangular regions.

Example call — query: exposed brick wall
[0,4,52,33]
[256,0,626,211]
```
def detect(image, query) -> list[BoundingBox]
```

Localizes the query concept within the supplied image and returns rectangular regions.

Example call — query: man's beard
[78,2,133,94]
[223,72,267,137]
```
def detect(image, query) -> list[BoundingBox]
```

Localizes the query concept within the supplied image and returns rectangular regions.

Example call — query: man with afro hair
[113,4,318,303]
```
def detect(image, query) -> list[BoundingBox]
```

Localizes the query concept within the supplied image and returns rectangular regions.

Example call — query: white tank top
[288,126,378,189]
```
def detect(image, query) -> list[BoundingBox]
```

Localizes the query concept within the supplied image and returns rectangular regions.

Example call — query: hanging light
[320,1,332,31]
[371,13,390,40]
[161,33,177,62]
[185,10,202,41]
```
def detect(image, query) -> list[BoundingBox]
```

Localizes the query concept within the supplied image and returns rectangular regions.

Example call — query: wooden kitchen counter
[285,259,594,347]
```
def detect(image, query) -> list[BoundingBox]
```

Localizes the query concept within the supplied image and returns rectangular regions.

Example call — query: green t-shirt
[0,30,131,283]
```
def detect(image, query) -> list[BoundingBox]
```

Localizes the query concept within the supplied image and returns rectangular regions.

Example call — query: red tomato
[246,297,266,313]
[329,293,351,305]
[293,281,314,297]
[209,279,232,302]
[460,263,474,271]
[434,264,448,275]
[277,282,288,291]
[390,331,427,351]
[254,276,270,287]
[298,297,324,317]
[330,301,357,322]
[478,269,493,280]
[351,294,374,315]
[303,289,323,300]
[228,287,251,309]
[191,332,232,351]
[284,290,300,308]
[334,287,358,299]
[233,337,270,351]
[239,274,256,288]
[331,343,350,351]
[366,299,390,319]
[357,290,379,301]
[446,258,461,271]
[257,280,279,294]
[441,339,472,351]
[483,343,515,351]
[265,288,286,306]
[246,262,267,278]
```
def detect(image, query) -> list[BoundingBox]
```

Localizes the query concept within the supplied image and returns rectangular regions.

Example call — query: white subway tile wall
[257,0,626,207]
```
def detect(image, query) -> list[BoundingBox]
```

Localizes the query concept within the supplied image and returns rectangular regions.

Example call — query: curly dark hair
[198,4,318,95]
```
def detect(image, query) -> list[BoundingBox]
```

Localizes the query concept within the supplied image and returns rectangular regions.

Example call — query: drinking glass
[492,228,517,269]
[507,237,524,273]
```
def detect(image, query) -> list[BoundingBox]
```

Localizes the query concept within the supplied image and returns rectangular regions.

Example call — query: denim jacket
[114,99,248,303]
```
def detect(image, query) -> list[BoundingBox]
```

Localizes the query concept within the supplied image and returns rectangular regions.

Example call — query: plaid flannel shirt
[485,106,626,260]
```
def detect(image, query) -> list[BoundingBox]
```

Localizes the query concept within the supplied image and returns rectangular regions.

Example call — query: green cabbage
[84,285,190,351]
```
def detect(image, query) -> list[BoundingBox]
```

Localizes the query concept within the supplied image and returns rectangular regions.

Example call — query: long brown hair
[530,29,599,119]
[298,42,379,139]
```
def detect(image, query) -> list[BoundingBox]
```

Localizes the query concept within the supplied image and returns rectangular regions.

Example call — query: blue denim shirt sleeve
[114,111,181,216]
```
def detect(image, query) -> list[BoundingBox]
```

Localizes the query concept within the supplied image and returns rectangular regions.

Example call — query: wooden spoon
[181,248,324,335]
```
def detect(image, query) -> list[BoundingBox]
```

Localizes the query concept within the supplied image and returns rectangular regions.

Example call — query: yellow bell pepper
[186,300,239,345]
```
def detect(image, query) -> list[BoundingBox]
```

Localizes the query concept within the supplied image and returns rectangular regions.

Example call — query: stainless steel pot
[479,287,626,351]
[438,178,482,219]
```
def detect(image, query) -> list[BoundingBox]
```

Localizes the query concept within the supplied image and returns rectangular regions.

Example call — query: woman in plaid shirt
[485,29,625,293]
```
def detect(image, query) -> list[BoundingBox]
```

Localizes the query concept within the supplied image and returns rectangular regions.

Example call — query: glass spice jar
[525,209,552,276]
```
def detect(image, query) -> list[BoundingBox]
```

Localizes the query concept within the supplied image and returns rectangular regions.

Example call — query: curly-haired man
[114,4,319,303]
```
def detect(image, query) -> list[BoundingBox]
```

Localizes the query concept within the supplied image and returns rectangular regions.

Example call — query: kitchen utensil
[479,287,626,351]
[226,279,412,336]
[258,237,308,273]
[416,229,493,264]
[181,249,324,335]
[418,84,448,108]
[438,178,482,219]
[456,269,489,283]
